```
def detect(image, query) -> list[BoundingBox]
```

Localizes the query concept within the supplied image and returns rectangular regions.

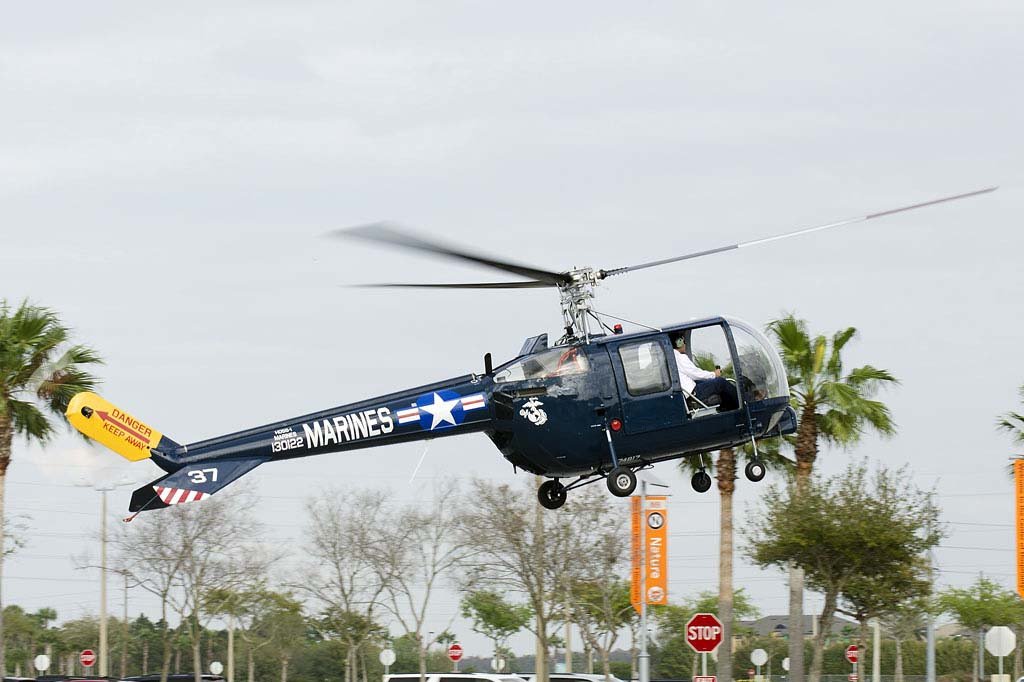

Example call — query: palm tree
[881,602,926,682]
[0,300,102,673]
[998,385,1024,446]
[685,445,792,682]
[766,313,898,682]
[677,351,794,682]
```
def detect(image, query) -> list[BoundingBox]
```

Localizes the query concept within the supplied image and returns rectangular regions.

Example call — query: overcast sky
[2,0,1022,658]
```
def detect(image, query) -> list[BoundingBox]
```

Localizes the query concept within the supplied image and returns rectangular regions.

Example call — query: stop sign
[845,645,859,664]
[686,612,724,653]
[80,649,96,668]
[447,643,464,662]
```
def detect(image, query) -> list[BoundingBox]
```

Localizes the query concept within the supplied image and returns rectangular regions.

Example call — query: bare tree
[300,489,394,682]
[115,491,269,682]
[383,480,468,682]
[565,495,632,680]
[115,508,187,682]
[459,479,615,682]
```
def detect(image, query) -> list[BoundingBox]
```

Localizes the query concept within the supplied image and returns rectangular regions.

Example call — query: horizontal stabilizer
[129,456,269,513]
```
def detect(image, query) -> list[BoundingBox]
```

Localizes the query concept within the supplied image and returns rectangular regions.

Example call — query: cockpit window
[494,346,589,383]
[618,340,671,396]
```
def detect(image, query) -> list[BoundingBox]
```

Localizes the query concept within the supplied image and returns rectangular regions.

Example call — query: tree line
[104,479,642,682]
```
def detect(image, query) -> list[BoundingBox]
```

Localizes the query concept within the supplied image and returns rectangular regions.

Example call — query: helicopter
[66,187,995,513]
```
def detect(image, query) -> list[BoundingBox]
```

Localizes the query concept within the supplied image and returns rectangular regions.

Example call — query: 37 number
[186,468,219,484]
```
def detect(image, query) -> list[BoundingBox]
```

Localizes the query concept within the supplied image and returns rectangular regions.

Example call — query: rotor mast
[557,267,603,344]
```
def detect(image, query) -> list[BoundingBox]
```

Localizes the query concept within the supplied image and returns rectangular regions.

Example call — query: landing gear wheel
[745,460,766,482]
[606,467,637,497]
[691,470,713,493]
[538,480,568,510]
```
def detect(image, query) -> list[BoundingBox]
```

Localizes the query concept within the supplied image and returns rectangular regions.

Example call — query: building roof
[737,614,859,638]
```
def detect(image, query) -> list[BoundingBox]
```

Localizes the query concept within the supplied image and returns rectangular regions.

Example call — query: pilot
[672,337,738,411]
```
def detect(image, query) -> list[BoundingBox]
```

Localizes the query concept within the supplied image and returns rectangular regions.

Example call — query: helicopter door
[608,337,686,435]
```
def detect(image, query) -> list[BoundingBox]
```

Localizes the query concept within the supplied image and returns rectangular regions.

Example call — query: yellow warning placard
[1016,460,1024,599]
[66,392,159,462]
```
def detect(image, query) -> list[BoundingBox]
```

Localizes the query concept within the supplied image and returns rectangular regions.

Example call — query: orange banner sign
[644,496,668,606]
[631,495,668,613]
[1016,460,1024,599]
[631,496,641,611]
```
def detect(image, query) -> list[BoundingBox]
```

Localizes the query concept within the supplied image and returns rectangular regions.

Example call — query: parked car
[386,674,525,682]
[515,673,628,682]
[121,671,224,675]
[36,676,135,682]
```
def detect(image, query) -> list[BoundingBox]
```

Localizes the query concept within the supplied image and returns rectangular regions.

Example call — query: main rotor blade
[349,281,554,289]
[334,222,571,286]
[603,186,998,277]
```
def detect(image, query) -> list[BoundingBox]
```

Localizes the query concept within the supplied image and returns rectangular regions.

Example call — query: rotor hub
[557,267,602,343]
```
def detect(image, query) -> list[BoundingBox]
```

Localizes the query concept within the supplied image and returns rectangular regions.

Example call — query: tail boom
[66,375,494,514]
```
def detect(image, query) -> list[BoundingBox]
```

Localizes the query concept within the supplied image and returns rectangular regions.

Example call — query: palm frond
[826,327,858,378]
[677,451,718,475]
[853,398,897,438]
[0,300,103,445]
[997,412,1024,446]
[6,398,53,442]
[816,409,861,448]
[767,315,813,375]
[845,365,900,394]
[811,335,827,376]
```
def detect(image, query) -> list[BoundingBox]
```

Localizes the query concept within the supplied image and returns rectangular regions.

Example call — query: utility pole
[926,548,936,682]
[122,571,129,678]
[99,486,109,677]
[534,476,547,682]
[638,479,649,682]
[81,477,132,678]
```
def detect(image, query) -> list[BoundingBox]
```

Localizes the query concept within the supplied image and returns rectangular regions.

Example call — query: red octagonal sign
[80,650,96,668]
[845,645,859,664]
[447,644,463,662]
[686,613,724,653]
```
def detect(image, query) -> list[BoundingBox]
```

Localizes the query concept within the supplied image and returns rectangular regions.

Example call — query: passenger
[672,337,739,411]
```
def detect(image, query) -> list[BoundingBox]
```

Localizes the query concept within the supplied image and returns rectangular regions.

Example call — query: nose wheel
[606,467,637,497]
[538,479,568,510]
[745,460,766,482]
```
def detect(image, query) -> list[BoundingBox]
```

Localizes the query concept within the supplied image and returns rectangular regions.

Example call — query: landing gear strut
[538,479,567,510]
[606,466,637,497]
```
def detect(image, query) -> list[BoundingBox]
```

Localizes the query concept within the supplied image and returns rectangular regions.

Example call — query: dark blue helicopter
[66,188,995,513]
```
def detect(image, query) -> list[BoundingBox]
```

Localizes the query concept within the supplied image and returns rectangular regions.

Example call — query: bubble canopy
[722,315,790,403]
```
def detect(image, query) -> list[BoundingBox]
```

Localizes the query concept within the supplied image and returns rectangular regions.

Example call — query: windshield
[494,346,589,383]
[723,316,789,401]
